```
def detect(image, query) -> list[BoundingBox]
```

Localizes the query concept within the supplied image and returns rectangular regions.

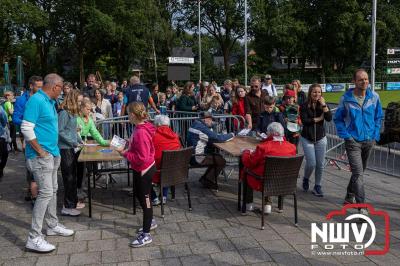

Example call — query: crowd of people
[0,68,383,252]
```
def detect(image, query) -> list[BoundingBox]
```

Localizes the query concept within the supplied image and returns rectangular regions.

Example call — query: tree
[178,0,245,77]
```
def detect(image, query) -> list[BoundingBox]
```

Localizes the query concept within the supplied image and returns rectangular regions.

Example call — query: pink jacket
[123,121,156,172]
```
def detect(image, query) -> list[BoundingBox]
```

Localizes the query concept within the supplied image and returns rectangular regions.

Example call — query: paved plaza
[0,150,399,266]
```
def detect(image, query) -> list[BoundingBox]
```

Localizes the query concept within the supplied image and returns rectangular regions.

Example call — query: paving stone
[269,252,310,266]
[222,226,249,238]
[74,229,102,241]
[203,219,231,229]
[161,243,192,258]
[149,258,181,266]
[70,251,101,265]
[180,254,213,266]
[102,228,129,239]
[151,233,173,246]
[0,235,18,247]
[131,246,162,261]
[259,240,296,254]
[36,254,69,266]
[189,241,221,254]
[2,257,37,266]
[0,246,24,259]
[230,236,260,250]
[197,228,226,241]
[57,241,87,254]
[178,221,205,232]
[171,231,199,244]
[154,222,181,234]
[118,261,149,266]
[210,251,246,265]
[215,238,236,252]
[102,249,132,263]
[239,248,273,264]
[88,239,116,251]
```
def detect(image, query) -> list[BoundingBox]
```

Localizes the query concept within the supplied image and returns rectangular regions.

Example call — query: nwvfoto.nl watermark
[310,204,390,256]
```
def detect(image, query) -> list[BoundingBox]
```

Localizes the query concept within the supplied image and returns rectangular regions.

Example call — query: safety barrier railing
[95,113,246,145]
[325,109,400,177]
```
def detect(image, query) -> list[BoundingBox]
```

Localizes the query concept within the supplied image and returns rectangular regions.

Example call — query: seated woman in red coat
[242,122,296,214]
[151,115,182,205]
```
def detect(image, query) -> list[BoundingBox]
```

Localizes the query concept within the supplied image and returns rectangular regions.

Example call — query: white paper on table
[238,128,251,136]
[110,135,127,149]
[259,133,268,139]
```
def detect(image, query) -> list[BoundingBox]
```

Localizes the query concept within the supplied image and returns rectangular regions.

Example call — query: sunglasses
[265,78,271,80]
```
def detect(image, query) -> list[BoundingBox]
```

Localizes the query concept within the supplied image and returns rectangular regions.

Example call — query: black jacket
[256,111,286,133]
[300,102,332,142]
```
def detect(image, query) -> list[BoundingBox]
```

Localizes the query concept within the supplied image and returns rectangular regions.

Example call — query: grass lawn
[324,90,400,108]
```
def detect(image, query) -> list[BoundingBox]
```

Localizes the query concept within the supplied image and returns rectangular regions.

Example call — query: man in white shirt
[261,74,277,97]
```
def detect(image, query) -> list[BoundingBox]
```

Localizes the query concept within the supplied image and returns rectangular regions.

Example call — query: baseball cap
[265,74,272,79]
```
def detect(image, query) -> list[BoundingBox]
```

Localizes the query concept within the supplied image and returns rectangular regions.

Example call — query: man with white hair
[21,73,74,253]
[241,122,296,214]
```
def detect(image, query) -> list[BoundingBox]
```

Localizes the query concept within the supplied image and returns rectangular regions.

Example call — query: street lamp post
[198,0,202,83]
[371,0,377,91]
[244,0,248,87]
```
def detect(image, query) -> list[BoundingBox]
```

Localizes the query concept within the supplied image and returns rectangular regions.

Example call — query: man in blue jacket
[187,111,234,189]
[13,75,42,204]
[334,69,383,209]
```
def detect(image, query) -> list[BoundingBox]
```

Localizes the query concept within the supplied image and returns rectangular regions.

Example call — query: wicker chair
[159,147,194,217]
[244,155,304,229]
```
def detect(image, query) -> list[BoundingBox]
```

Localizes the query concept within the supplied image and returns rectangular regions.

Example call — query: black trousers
[9,122,18,151]
[133,165,156,233]
[197,154,226,185]
[0,138,9,171]
[60,149,78,208]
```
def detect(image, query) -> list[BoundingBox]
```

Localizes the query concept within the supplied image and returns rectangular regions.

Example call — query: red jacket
[123,121,156,172]
[232,97,246,129]
[152,125,182,183]
[241,137,296,191]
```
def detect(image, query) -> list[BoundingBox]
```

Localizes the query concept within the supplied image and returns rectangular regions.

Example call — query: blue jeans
[300,136,327,186]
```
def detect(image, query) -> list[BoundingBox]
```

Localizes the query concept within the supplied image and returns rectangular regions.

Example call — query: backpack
[379,101,400,144]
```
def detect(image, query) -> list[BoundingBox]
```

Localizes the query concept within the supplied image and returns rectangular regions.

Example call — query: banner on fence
[386,82,400,91]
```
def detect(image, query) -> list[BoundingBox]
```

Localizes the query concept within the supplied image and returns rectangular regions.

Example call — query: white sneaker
[61,207,81,216]
[162,196,167,204]
[246,203,254,211]
[46,224,74,236]
[26,236,55,253]
[264,204,272,214]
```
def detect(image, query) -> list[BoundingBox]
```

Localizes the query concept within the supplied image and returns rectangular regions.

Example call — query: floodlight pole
[371,0,377,91]
[244,0,248,87]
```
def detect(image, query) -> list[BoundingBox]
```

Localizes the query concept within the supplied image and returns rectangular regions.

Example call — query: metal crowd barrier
[95,112,245,145]
[96,108,399,178]
[325,109,400,178]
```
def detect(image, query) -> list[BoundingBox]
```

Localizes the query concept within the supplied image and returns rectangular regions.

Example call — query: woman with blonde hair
[76,98,109,201]
[292,79,307,105]
[116,102,157,247]
[58,90,84,216]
